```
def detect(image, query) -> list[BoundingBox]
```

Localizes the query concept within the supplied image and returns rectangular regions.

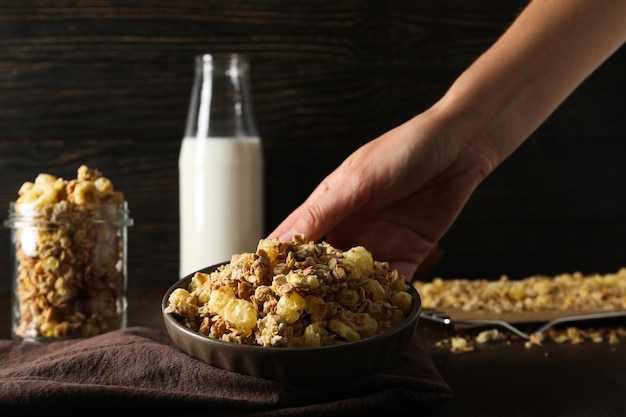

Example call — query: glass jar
[4,201,134,342]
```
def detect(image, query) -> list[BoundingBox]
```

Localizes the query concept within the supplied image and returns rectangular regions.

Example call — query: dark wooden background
[1,0,625,294]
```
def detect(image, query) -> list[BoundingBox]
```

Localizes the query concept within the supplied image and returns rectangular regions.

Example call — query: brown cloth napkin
[0,327,452,416]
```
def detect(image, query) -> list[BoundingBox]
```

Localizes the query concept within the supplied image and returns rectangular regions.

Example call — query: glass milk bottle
[179,53,264,277]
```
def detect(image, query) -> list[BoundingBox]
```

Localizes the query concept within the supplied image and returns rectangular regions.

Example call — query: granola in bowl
[161,234,421,383]
[165,233,415,347]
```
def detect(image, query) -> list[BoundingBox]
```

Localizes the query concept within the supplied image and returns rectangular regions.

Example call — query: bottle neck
[185,53,259,139]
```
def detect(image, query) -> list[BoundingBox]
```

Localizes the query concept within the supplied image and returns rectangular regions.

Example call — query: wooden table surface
[2,289,626,416]
[421,319,626,417]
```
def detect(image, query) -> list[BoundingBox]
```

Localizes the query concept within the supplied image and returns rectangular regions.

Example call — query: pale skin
[269,0,626,280]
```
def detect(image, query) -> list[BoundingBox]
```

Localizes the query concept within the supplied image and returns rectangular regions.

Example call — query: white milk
[178,136,264,277]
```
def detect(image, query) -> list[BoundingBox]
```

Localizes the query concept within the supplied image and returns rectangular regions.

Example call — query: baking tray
[419,307,626,339]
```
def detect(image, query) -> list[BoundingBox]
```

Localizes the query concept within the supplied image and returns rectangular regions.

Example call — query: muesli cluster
[165,234,414,347]
[8,165,128,340]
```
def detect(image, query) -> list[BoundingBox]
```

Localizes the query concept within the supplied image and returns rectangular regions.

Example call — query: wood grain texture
[0,0,624,292]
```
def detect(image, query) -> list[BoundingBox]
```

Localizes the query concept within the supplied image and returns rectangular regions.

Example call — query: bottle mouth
[4,201,134,228]
[198,52,248,64]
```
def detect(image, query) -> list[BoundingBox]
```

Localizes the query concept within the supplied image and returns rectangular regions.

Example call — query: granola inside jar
[3,166,134,342]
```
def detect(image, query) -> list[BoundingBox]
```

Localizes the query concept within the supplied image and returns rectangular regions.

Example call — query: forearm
[434,0,626,171]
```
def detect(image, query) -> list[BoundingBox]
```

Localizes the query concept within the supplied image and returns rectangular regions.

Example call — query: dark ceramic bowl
[162,262,421,386]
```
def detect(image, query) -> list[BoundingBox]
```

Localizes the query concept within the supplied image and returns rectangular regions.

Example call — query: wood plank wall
[1,0,625,292]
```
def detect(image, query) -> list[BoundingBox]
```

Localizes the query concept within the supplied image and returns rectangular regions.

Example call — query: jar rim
[3,200,134,228]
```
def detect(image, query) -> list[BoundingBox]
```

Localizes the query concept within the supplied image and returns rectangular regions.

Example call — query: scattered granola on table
[414,269,626,352]
[165,234,415,347]
[434,326,626,353]
[5,165,132,341]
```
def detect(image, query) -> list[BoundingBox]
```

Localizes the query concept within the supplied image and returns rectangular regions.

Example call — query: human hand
[270,0,626,280]
[269,109,497,280]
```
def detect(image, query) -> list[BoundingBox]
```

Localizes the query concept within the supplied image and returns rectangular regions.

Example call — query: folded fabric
[0,327,452,416]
